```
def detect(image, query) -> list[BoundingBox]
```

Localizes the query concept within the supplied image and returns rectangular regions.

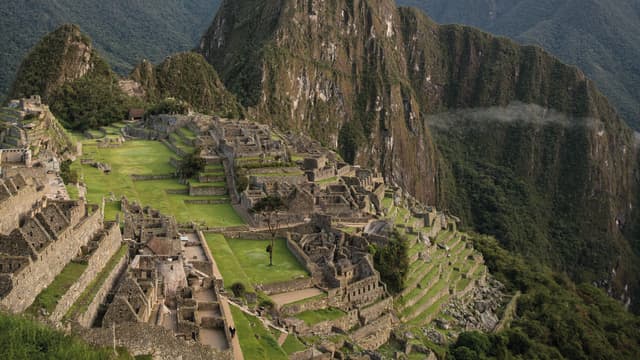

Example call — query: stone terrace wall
[258,278,314,296]
[296,310,359,336]
[1,209,102,313]
[78,322,231,360]
[75,249,128,327]
[286,235,323,280]
[50,223,123,322]
[130,174,174,181]
[280,295,328,316]
[189,185,227,196]
[358,297,393,325]
[351,313,394,350]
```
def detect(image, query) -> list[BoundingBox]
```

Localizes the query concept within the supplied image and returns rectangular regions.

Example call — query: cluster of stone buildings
[101,198,231,353]
[277,215,396,350]
[0,172,122,313]
[198,117,387,227]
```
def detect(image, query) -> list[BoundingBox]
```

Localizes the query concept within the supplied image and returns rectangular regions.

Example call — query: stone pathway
[270,287,324,306]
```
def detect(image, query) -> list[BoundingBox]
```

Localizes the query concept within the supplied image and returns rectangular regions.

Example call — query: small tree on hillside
[177,152,205,180]
[251,195,287,266]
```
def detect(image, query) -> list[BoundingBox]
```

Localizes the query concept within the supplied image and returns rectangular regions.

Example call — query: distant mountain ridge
[396,0,640,129]
[0,0,221,101]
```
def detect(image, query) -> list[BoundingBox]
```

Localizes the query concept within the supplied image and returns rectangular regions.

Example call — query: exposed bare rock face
[200,0,439,203]
[10,24,96,101]
[200,0,640,307]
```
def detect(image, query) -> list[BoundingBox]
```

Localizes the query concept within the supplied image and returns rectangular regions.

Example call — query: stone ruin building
[0,173,123,313]
[281,216,397,350]
[210,118,285,160]
[102,198,231,352]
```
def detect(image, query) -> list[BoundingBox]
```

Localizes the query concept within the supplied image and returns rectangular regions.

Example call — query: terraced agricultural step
[400,265,442,311]
[402,271,453,322]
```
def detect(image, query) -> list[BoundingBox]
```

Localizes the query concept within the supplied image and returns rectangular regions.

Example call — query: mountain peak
[9,24,97,101]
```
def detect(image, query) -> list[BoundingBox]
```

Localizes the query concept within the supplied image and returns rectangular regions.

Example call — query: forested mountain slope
[0,0,221,101]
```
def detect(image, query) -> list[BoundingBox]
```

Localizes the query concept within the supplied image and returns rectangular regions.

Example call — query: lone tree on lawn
[251,195,287,266]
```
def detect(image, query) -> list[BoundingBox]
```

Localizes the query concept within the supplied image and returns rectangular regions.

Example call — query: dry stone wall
[0,209,102,312]
[79,322,231,360]
[49,223,123,322]
[75,249,128,327]
[0,177,45,234]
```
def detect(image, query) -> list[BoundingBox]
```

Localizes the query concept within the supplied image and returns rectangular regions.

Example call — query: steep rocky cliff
[9,24,97,101]
[130,53,243,117]
[200,0,440,203]
[200,0,639,305]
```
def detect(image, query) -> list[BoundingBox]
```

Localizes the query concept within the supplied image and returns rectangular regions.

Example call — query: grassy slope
[229,306,287,360]
[0,312,129,359]
[26,262,88,315]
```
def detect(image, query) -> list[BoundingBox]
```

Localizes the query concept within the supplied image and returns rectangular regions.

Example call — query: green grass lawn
[66,183,79,200]
[281,335,306,355]
[26,262,88,315]
[205,235,308,287]
[74,140,243,227]
[230,306,287,360]
[227,238,309,285]
[205,234,255,292]
[295,308,346,326]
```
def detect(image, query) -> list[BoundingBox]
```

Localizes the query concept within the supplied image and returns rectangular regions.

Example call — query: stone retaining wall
[166,189,189,195]
[131,174,175,181]
[1,209,103,313]
[280,296,328,317]
[358,297,393,325]
[50,223,123,322]
[189,185,227,196]
[75,248,128,327]
[258,278,314,296]
[184,199,229,205]
[78,322,231,360]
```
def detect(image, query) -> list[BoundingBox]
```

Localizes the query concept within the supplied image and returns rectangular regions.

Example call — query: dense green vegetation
[431,114,638,304]
[397,0,640,129]
[0,312,128,359]
[9,24,140,130]
[49,57,140,130]
[177,152,205,180]
[0,0,221,101]
[130,53,244,117]
[446,234,640,359]
[371,230,410,294]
